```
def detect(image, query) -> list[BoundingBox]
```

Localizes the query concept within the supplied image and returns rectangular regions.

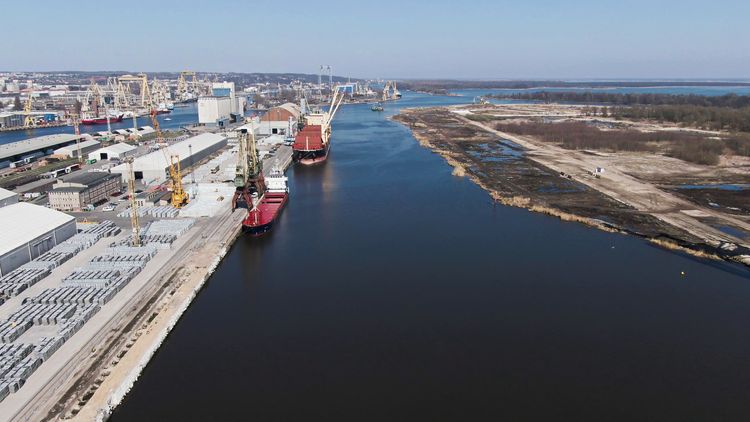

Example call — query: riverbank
[393,105,750,268]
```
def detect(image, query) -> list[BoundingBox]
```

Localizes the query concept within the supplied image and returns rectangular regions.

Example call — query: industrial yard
[0,67,336,418]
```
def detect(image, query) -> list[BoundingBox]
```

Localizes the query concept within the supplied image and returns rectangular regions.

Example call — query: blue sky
[3,0,749,79]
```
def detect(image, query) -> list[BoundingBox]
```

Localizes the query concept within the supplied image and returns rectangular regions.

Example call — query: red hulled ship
[292,86,345,165]
[232,129,289,236]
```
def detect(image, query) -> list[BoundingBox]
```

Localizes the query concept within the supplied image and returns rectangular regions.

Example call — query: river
[111,91,750,420]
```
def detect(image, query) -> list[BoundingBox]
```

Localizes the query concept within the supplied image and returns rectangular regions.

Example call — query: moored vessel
[232,129,289,236]
[81,113,124,125]
[293,86,345,165]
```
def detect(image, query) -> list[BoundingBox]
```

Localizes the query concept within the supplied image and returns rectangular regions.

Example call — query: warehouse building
[87,142,137,162]
[47,172,122,211]
[52,139,101,159]
[0,133,94,169]
[0,187,19,208]
[0,202,76,276]
[110,133,227,184]
[258,103,301,136]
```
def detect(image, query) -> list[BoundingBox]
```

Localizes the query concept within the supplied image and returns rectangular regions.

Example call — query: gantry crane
[231,128,264,211]
[382,81,391,102]
[150,109,189,208]
[381,81,401,101]
[125,157,142,247]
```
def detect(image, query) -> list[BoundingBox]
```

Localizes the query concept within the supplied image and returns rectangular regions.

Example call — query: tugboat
[371,102,384,112]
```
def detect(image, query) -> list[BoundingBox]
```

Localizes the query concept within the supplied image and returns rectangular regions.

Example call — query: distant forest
[398,80,750,91]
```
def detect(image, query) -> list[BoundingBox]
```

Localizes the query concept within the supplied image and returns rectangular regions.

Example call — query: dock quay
[0,129,295,419]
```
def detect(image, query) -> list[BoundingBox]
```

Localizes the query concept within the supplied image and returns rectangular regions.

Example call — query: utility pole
[189,144,196,186]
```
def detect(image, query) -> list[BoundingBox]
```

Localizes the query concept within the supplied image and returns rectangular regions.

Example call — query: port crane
[23,87,35,128]
[231,128,264,211]
[125,157,142,247]
[381,81,402,101]
[68,111,84,164]
[150,110,189,208]
[119,74,152,108]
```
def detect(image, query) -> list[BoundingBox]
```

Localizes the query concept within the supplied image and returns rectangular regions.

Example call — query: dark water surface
[112,92,750,421]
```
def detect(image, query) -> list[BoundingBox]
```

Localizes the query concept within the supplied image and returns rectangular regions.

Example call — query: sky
[2,0,749,80]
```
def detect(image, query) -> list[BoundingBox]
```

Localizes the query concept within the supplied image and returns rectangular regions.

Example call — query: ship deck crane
[150,110,189,208]
[231,128,264,211]
[321,85,346,144]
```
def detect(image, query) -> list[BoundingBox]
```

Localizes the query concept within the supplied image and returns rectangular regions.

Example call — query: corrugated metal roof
[111,133,226,174]
[90,142,137,155]
[0,202,75,257]
[0,187,16,202]
[0,134,94,161]
[53,139,101,154]
[57,171,119,186]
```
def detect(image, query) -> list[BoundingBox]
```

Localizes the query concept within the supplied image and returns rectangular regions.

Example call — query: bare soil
[394,105,750,266]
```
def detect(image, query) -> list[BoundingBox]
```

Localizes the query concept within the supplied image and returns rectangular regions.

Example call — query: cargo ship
[232,128,289,236]
[81,113,124,125]
[293,86,345,165]
[242,169,288,236]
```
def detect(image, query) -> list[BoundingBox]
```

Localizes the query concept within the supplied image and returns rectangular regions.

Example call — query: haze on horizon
[3,0,749,80]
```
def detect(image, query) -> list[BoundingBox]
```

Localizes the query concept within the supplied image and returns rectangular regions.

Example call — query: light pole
[189,144,196,185]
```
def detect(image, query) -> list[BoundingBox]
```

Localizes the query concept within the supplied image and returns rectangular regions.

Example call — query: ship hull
[241,192,288,237]
[294,144,330,166]
[81,115,124,125]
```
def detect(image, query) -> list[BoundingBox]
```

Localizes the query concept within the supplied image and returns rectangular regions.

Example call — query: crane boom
[150,110,189,208]
[126,158,141,247]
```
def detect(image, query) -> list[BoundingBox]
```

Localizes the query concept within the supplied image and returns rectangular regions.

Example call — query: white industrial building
[212,81,241,114]
[0,202,76,276]
[0,187,19,208]
[198,96,232,127]
[52,139,101,159]
[110,133,227,184]
[87,142,137,161]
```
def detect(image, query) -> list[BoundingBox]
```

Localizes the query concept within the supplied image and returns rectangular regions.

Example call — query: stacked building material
[80,220,121,238]
[6,303,77,325]
[62,269,122,288]
[0,320,32,343]
[144,219,195,236]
